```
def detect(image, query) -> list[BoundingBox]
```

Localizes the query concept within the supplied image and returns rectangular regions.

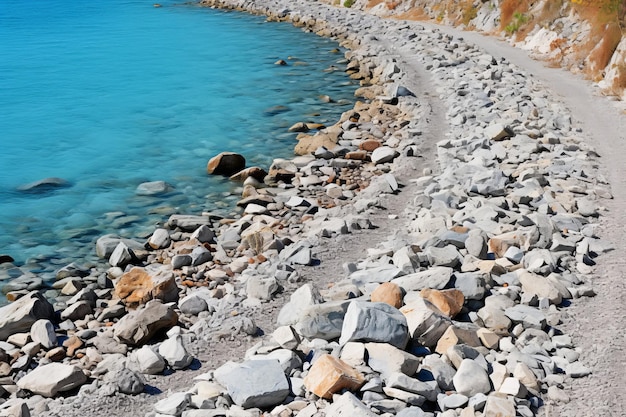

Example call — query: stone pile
[0,0,611,416]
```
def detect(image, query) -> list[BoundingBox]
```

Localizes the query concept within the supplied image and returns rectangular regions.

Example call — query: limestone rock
[392,267,453,292]
[30,319,57,349]
[400,296,452,349]
[452,359,491,397]
[370,282,403,308]
[114,266,179,307]
[136,181,173,196]
[17,363,87,397]
[365,343,420,377]
[207,152,246,176]
[435,325,481,354]
[339,301,409,349]
[0,291,54,341]
[213,360,289,408]
[324,392,378,417]
[483,394,515,417]
[147,228,171,250]
[159,335,193,370]
[114,300,178,346]
[303,354,365,399]
[128,345,166,375]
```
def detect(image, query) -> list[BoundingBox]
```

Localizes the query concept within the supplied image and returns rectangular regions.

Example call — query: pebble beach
[0,1,624,417]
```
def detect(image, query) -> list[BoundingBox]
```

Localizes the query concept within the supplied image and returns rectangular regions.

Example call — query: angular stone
[365,343,420,377]
[159,335,193,370]
[401,296,451,349]
[483,394,515,417]
[272,326,300,350]
[452,359,491,397]
[435,325,482,354]
[324,392,378,417]
[419,288,464,317]
[60,301,92,321]
[109,242,136,268]
[17,363,87,397]
[339,301,409,349]
[154,392,190,416]
[128,345,166,375]
[504,304,546,330]
[485,124,513,141]
[30,319,57,349]
[477,328,500,349]
[114,266,179,307]
[304,354,365,399]
[114,300,178,346]
[391,267,454,292]
[425,245,462,268]
[0,291,54,341]
[214,360,289,408]
[421,355,456,391]
[498,377,527,398]
[370,282,403,308]
[517,269,563,305]
[207,152,246,176]
[294,300,350,340]
[385,372,439,402]
[452,272,486,300]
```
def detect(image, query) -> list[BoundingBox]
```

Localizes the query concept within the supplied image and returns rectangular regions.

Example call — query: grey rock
[385,372,439,402]
[276,283,322,326]
[154,392,190,416]
[365,342,420,377]
[128,345,166,375]
[179,294,209,315]
[30,319,57,349]
[0,291,54,341]
[295,299,351,340]
[452,272,486,300]
[246,275,279,300]
[504,304,547,330]
[109,241,136,268]
[60,300,92,321]
[171,255,192,269]
[391,267,453,292]
[421,354,456,391]
[147,228,171,250]
[190,225,216,243]
[159,335,193,370]
[324,392,378,417]
[16,363,87,397]
[452,359,491,397]
[213,360,289,408]
[136,181,173,196]
[339,301,409,349]
[191,246,213,266]
[371,147,398,164]
[114,368,145,395]
[114,300,178,346]
[425,245,462,268]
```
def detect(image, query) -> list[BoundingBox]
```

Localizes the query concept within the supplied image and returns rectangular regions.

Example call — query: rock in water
[0,291,54,341]
[207,152,246,176]
[16,363,87,397]
[17,177,69,193]
[213,360,290,408]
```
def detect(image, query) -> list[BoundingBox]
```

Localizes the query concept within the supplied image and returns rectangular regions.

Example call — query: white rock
[158,335,193,370]
[452,359,491,397]
[30,319,57,349]
[17,363,87,397]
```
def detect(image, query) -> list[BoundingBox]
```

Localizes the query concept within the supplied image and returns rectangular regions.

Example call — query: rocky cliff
[344,0,626,99]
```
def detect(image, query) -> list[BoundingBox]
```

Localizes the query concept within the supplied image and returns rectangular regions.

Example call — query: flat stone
[303,354,365,399]
[154,392,190,416]
[365,343,420,377]
[339,301,409,349]
[391,267,454,292]
[16,363,87,397]
[504,304,546,330]
[483,394,515,417]
[385,372,439,402]
[214,360,289,408]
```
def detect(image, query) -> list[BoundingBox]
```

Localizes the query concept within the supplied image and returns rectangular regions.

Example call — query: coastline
[2,0,624,416]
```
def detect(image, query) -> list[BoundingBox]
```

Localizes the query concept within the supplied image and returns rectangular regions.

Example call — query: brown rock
[345,151,368,160]
[419,288,464,318]
[207,152,246,176]
[45,347,67,362]
[294,132,338,156]
[229,167,268,182]
[114,266,179,307]
[370,282,403,309]
[303,354,365,399]
[63,335,84,357]
[359,139,382,152]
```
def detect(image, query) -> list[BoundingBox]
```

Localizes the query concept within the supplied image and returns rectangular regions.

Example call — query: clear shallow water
[0,0,356,272]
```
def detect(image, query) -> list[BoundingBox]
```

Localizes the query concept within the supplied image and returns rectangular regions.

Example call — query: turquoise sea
[0,0,356,276]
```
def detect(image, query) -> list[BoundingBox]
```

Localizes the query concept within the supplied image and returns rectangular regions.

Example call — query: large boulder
[114,266,179,307]
[113,300,178,346]
[207,152,246,176]
[17,363,87,397]
[0,291,54,341]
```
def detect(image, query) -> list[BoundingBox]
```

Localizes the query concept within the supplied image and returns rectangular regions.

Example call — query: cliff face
[345,0,626,99]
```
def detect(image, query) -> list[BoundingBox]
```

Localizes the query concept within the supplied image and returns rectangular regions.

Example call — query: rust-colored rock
[345,150,368,160]
[229,167,268,182]
[114,267,179,307]
[207,152,246,176]
[370,282,403,309]
[435,325,482,355]
[359,139,382,152]
[419,288,465,318]
[63,335,84,357]
[303,354,365,399]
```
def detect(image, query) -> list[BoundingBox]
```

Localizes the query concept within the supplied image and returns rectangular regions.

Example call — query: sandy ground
[43,6,626,417]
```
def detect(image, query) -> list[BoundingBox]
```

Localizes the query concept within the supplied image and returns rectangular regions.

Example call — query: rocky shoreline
[0,1,616,417]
